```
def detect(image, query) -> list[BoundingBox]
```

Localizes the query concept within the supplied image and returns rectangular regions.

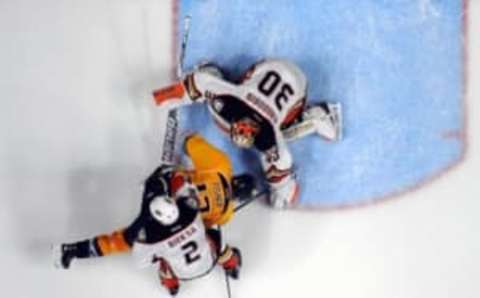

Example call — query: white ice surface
[0,1,479,298]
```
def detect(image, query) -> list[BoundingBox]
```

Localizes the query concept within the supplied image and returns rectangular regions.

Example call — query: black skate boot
[53,240,91,269]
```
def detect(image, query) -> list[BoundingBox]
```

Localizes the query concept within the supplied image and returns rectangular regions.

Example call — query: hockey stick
[234,189,268,213]
[160,109,178,165]
[160,16,192,165]
[217,226,232,298]
[177,15,191,79]
[224,266,232,298]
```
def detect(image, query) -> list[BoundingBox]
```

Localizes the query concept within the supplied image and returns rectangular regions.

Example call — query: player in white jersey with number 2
[153,59,342,209]
[54,165,241,296]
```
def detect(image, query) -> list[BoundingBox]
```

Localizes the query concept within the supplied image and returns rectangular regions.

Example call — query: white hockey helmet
[149,196,180,225]
[231,117,259,148]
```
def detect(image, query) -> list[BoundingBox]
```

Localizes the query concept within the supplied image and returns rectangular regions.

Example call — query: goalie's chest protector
[238,59,307,126]
[132,213,215,279]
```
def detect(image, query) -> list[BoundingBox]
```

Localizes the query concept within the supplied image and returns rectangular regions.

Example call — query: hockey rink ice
[178,0,466,207]
[0,1,479,298]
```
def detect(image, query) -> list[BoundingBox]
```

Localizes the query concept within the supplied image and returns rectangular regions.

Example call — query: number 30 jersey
[186,59,306,127]
[238,59,307,128]
[132,198,215,280]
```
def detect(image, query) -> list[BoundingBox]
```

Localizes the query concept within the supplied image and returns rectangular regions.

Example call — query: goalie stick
[177,15,191,79]
[160,15,192,165]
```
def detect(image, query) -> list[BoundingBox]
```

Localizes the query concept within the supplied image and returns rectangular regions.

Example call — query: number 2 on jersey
[181,241,201,265]
[258,71,294,111]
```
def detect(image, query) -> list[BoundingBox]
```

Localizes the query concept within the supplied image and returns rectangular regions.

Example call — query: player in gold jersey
[179,133,255,227]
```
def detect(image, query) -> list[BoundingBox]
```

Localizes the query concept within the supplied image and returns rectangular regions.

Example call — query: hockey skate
[161,277,179,297]
[220,247,242,280]
[52,243,77,269]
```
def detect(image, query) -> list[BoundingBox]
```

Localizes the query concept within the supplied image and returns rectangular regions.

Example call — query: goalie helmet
[232,174,256,201]
[149,196,179,225]
[230,118,260,148]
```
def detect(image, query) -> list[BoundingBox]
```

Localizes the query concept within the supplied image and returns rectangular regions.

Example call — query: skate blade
[52,244,63,269]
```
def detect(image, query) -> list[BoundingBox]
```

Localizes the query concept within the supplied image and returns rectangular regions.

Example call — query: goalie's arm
[152,70,237,110]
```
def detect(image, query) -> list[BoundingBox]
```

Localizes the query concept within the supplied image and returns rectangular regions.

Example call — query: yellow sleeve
[185,134,233,176]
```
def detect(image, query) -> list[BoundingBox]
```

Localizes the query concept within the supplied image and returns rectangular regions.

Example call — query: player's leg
[53,239,94,269]
[153,61,230,110]
[219,246,242,279]
[206,228,242,279]
[260,131,300,209]
[157,258,180,296]
[53,230,131,269]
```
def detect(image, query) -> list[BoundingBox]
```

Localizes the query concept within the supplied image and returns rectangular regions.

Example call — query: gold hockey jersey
[184,134,235,228]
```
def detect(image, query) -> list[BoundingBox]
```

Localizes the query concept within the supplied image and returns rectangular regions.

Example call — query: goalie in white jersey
[54,165,242,296]
[153,59,342,208]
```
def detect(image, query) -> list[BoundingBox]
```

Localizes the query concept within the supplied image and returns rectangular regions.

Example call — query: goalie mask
[230,118,260,148]
[149,196,179,225]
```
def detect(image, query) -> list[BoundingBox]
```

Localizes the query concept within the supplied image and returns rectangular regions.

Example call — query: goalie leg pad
[282,102,343,142]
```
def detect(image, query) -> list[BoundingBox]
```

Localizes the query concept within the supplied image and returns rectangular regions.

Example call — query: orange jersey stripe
[96,230,131,256]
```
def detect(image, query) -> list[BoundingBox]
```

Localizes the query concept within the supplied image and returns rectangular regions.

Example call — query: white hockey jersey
[238,59,307,126]
[189,59,307,129]
[132,213,215,280]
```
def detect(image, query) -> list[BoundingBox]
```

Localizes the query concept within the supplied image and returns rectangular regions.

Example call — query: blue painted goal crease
[175,0,466,208]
